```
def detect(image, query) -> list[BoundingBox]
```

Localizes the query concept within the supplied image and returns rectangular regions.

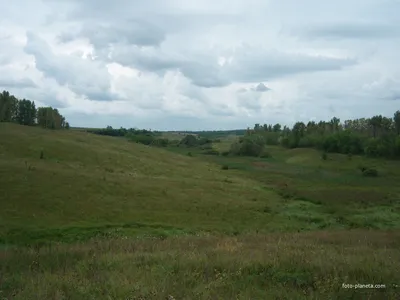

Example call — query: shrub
[362,168,378,177]
[187,152,193,157]
[199,144,213,150]
[128,134,154,145]
[221,165,229,170]
[152,138,169,147]
[179,135,198,147]
[230,135,265,157]
[321,152,327,160]
[203,149,219,155]
[259,151,271,158]
[39,150,44,159]
[357,164,367,172]
[169,140,180,147]
[221,151,230,156]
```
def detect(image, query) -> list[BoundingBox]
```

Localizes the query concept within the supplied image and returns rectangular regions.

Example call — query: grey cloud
[24,31,118,101]
[382,91,400,101]
[106,44,356,88]
[180,83,235,116]
[47,1,358,88]
[226,47,357,84]
[237,83,271,93]
[207,106,236,117]
[254,83,270,92]
[58,19,165,47]
[299,22,400,40]
[237,90,263,111]
[0,77,37,88]
[3,0,400,130]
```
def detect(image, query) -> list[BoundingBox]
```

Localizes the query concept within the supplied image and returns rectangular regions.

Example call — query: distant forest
[1,89,399,159]
[241,113,400,159]
[0,90,69,129]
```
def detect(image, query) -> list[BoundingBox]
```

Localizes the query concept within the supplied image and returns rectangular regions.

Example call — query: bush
[179,135,198,147]
[230,135,265,157]
[259,151,271,158]
[199,143,213,150]
[203,149,219,155]
[128,134,155,145]
[221,151,230,156]
[169,139,180,147]
[187,152,193,157]
[221,165,229,170]
[152,138,169,147]
[321,152,327,160]
[357,164,367,172]
[362,168,378,177]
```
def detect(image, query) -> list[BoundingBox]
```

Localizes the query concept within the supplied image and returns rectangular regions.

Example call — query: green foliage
[230,135,266,157]
[202,149,219,155]
[362,168,379,177]
[152,138,169,147]
[178,135,213,149]
[128,133,155,145]
[37,107,66,129]
[247,113,400,159]
[321,152,327,160]
[259,151,272,158]
[179,134,199,147]
[199,143,213,150]
[180,129,246,139]
[1,124,400,299]
[0,90,69,129]
[87,126,171,147]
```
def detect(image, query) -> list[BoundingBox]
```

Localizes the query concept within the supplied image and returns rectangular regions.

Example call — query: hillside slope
[0,123,283,243]
[1,123,400,299]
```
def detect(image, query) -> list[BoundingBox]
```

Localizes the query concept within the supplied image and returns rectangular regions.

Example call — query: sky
[0,0,399,130]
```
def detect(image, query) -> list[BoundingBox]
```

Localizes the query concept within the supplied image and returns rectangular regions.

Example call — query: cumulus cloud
[254,83,270,92]
[103,43,356,88]
[24,31,118,101]
[0,78,36,89]
[237,83,271,93]
[0,0,398,130]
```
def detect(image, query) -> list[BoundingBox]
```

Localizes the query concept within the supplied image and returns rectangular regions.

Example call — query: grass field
[1,123,400,299]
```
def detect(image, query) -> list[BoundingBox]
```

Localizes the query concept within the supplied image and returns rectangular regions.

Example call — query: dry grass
[1,230,399,299]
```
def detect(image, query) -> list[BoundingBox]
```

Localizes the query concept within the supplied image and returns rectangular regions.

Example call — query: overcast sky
[1,0,399,130]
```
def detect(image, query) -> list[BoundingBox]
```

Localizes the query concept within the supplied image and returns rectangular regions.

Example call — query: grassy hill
[1,123,400,299]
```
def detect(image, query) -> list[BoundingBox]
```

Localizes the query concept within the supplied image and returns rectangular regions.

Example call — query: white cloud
[0,0,398,130]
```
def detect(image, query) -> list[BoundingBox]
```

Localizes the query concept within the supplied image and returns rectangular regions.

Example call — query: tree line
[236,111,400,159]
[0,90,69,129]
[87,126,170,146]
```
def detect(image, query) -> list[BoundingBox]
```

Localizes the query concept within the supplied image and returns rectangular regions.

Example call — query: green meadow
[1,122,399,299]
